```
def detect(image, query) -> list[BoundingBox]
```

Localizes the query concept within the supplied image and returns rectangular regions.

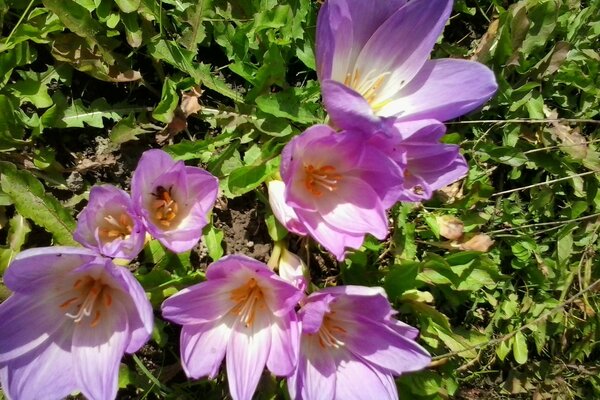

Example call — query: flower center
[229,278,265,328]
[317,313,346,349]
[59,277,113,328]
[98,213,133,243]
[344,69,391,111]
[151,185,179,227]
[304,164,342,197]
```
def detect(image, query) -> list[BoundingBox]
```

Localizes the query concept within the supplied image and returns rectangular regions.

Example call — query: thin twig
[523,139,600,154]
[446,118,600,125]
[487,213,600,234]
[491,171,598,197]
[431,277,600,362]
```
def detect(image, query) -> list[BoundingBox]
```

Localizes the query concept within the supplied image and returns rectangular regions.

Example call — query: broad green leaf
[255,88,320,124]
[0,94,26,149]
[0,42,36,88]
[115,0,140,13]
[152,77,179,123]
[512,331,529,364]
[202,222,224,261]
[227,158,279,196]
[121,12,142,48]
[0,162,76,245]
[0,214,30,273]
[147,40,240,101]
[10,68,61,108]
[384,261,420,300]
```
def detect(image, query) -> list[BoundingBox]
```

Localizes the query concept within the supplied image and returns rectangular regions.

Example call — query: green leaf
[228,158,279,196]
[255,87,320,124]
[152,77,179,123]
[202,222,224,261]
[114,0,140,13]
[0,42,36,88]
[147,40,240,101]
[0,94,26,149]
[0,214,30,274]
[121,12,142,48]
[109,114,153,144]
[384,261,420,300]
[512,331,529,364]
[0,162,76,245]
[10,68,61,108]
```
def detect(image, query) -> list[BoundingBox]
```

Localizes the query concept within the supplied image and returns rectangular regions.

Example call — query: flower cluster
[270,0,497,260]
[0,149,218,400]
[0,0,496,399]
[162,253,430,400]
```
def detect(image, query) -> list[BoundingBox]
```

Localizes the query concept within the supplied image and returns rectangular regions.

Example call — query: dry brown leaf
[180,86,204,117]
[471,19,499,63]
[545,108,588,160]
[458,234,494,252]
[437,215,464,240]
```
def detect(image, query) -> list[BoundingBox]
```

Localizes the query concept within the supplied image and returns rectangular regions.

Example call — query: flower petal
[356,0,454,103]
[333,352,397,400]
[72,301,129,400]
[113,266,154,353]
[342,315,431,375]
[381,59,498,121]
[267,180,309,236]
[162,278,237,325]
[3,247,98,294]
[0,294,66,363]
[296,209,366,261]
[316,177,388,239]
[321,79,392,134]
[226,311,272,400]
[292,335,337,400]
[0,329,76,400]
[266,312,300,377]
[180,319,232,379]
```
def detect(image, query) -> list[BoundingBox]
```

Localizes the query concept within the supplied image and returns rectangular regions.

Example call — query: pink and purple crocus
[162,255,304,400]
[269,124,404,260]
[288,286,431,400]
[317,0,498,133]
[131,149,219,253]
[0,247,153,400]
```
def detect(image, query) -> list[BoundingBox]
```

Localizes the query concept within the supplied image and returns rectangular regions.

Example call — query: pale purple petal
[162,279,237,325]
[381,59,498,121]
[290,335,337,400]
[3,247,98,294]
[333,352,398,400]
[266,313,300,376]
[0,294,67,363]
[342,316,431,375]
[298,293,335,334]
[268,180,309,236]
[0,330,75,400]
[351,146,404,209]
[180,318,232,379]
[185,166,219,215]
[317,0,407,81]
[113,266,154,353]
[357,0,454,101]
[280,125,334,184]
[315,177,388,239]
[226,312,272,400]
[317,286,393,321]
[72,302,129,400]
[295,209,366,261]
[321,80,383,133]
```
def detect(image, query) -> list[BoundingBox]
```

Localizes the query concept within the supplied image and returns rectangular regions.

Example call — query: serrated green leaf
[0,214,30,273]
[0,162,76,245]
[228,158,279,196]
[152,77,179,123]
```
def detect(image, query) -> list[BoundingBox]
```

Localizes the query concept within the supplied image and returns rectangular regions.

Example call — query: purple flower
[270,124,403,260]
[161,255,303,400]
[316,0,497,132]
[0,247,153,400]
[74,185,146,260]
[288,286,430,400]
[131,149,219,253]
[369,119,468,202]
